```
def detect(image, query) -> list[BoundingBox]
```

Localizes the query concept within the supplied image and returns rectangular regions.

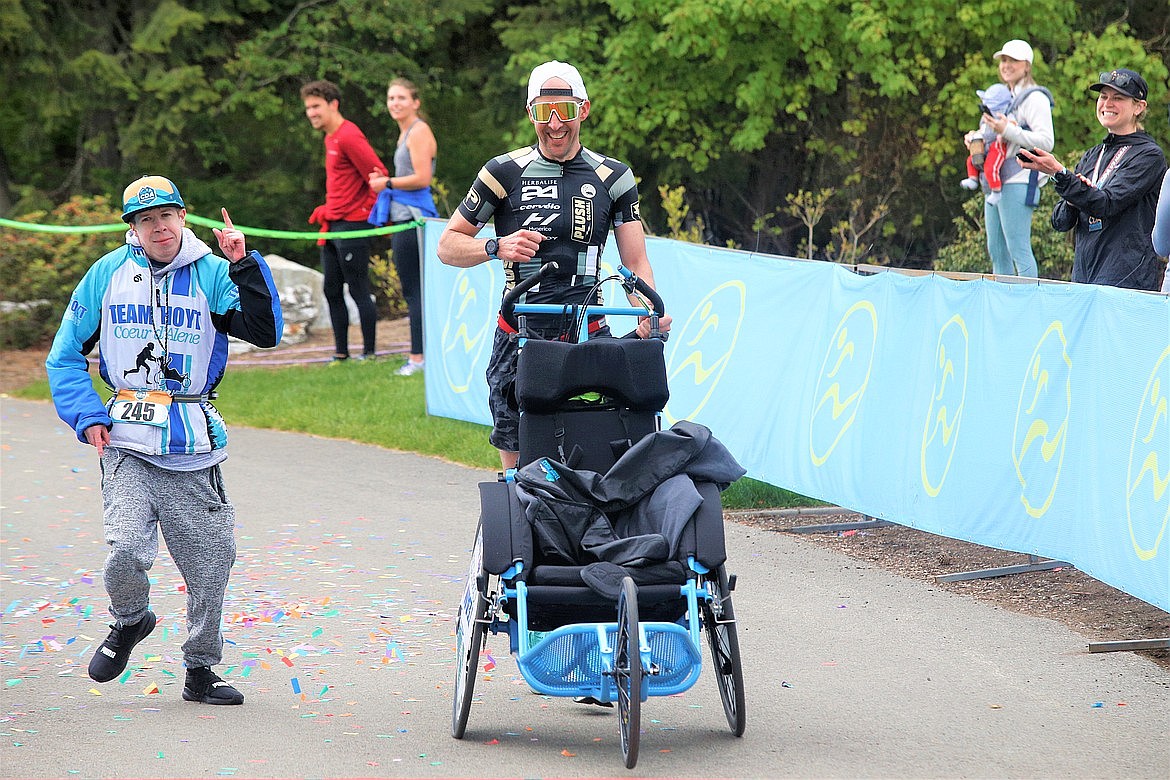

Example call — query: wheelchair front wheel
[615,576,642,769]
[452,526,488,739]
[702,564,746,736]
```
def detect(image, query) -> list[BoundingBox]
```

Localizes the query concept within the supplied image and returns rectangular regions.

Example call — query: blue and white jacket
[46,229,282,456]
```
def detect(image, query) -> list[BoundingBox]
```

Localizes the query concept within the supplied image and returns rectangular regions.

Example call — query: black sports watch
[485,238,500,261]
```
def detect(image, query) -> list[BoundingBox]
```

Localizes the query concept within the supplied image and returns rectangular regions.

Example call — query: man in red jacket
[301,80,388,361]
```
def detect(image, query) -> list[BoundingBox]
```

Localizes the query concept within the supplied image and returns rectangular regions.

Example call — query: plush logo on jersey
[571,197,593,242]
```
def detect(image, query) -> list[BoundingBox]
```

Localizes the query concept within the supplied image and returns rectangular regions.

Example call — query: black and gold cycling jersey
[456,144,641,324]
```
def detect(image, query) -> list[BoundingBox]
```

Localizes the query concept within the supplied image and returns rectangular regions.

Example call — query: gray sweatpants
[100,449,237,668]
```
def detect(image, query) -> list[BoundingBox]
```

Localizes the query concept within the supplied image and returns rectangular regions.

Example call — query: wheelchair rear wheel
[452,526,488,739]
[702,564,746,736]
[615,576,642,769]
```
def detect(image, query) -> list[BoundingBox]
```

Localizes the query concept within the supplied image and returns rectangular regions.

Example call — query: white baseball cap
[527,60,588,104]
[994,39,1034,63]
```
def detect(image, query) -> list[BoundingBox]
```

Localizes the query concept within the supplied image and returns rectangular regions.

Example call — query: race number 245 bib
[110,389,172,428]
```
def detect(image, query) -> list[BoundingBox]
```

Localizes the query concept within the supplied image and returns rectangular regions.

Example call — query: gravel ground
[731,508,1169,671]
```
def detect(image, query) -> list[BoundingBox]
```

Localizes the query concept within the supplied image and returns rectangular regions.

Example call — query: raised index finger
[221,208,234,230]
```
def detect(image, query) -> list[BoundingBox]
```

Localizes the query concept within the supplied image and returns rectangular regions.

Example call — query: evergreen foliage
[1,1,1166,275]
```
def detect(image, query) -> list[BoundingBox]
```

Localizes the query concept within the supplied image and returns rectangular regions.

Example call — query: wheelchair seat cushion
[527,562,689,603]
[516,337,669,413]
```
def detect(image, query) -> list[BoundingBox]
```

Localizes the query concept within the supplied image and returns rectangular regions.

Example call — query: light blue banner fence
[422,219,1170,611]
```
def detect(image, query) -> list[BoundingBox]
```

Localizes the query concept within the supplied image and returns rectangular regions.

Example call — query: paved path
[2,398,1167,779]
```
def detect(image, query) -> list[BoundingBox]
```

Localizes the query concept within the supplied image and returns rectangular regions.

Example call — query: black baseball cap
[1090,69,1148,101]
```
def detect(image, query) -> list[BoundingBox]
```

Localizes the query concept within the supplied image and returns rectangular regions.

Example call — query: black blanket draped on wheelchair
[512,420,745,599]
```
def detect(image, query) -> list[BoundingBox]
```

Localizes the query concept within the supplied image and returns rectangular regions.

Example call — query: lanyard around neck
[1090,144,1131,187]
[149,273,171,386]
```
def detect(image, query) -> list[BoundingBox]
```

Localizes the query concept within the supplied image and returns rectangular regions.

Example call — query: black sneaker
[182,667,244,705]
[88,610,157,683]
[573,695,614,708]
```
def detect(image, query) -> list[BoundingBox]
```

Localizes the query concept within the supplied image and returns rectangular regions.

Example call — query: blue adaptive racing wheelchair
[452,263,746,768]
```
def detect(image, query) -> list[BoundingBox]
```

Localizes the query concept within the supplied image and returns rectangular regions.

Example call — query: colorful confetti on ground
[1,410,715,777]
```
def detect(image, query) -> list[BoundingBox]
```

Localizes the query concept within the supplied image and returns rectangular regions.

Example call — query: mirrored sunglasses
[1099,71,1131,88]
[528,100,582,123]
[1097,71,1143,98]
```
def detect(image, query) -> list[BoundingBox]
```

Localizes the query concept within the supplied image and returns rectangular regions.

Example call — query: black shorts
[485,321,611,453]
[485,328,521,453]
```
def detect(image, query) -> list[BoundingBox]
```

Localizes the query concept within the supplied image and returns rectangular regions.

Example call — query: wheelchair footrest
[517,621,702,698]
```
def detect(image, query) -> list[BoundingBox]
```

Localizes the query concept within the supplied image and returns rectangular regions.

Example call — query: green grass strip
[13,359,815,509]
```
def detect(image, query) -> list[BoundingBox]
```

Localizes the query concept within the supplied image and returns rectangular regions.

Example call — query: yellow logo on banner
[440,267,496,393]
[921,315,969,497]
[663,281,746,424]
[1127,346,1169,561]
[810,301,878,467]
[1012,322,1071,518]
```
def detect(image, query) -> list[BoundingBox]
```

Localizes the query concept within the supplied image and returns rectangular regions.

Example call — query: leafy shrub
[657,184,706,243]
[935,186,1074,281]
[369,250,408,320]
[0,196,124,349]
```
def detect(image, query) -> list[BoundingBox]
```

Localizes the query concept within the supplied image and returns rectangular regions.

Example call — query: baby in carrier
[961,83,1013,204]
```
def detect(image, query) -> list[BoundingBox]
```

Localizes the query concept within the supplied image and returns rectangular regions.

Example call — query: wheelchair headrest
[516,337,669,413]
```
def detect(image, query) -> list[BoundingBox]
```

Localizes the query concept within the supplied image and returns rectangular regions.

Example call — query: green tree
[487,0,1166,263]
[0,0,497,267]
[2,0,1167,277]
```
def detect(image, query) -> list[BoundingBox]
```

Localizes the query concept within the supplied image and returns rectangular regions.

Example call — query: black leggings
[321,221,377,356]
[391,224,423,355]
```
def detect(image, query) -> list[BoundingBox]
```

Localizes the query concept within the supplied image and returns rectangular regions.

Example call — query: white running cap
[527,60,588,104]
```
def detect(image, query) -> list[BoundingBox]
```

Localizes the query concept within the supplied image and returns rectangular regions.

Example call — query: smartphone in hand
[980,103,993,116]
[1016,148,1038,162]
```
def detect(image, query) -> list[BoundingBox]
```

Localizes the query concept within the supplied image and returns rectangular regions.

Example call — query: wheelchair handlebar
[499,261,666,332]
[500,261,560,331]
[616,265,666,318]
